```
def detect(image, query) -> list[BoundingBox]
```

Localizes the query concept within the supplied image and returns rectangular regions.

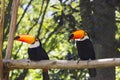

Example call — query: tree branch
[5,0,20,59]
[3,58,120,70]
[0,0,5,79]
[15,69,28,80]
[36,0,50,37]
[16,0,33,31]
[3,0,13,40]
[4,0,20,80]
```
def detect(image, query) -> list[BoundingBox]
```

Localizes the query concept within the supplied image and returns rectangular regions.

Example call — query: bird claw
[77,58,91,65]
[77,58,81,64]
[87,59,91,65]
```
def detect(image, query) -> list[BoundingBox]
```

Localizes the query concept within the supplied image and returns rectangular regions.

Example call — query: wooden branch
[0,0,5,79]
[3,58,120,70]
[4,1,20,80]
[5,0,20,59]
[37,0,50,37]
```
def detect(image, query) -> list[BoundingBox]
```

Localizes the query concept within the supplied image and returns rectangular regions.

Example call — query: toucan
[69,29,96,77]
[14,35,50,80]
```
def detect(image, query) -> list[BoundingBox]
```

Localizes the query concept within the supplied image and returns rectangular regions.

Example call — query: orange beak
[14,35,36,44]
[69,30,86,40]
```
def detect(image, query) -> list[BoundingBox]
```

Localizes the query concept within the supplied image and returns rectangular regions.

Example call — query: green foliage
[3,0,84,79]
[2,0,120,80]
[116,67,120,80]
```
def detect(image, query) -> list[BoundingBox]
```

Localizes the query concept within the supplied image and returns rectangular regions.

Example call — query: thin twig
[37,0,50,37]
[16,0,33,31]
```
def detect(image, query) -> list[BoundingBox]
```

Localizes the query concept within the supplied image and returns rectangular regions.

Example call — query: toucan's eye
[35,38,39,41]
[85,32,87,36]
[69,34,74,40]
[14,36,20,40]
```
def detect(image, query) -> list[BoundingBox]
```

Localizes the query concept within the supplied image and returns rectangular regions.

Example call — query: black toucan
[14,35,50,80]
[69,30,96,77]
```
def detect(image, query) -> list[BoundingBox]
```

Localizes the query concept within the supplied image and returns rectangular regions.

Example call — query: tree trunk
[93,0,117,55]
[80,0,118,80]
[93,0,117,80]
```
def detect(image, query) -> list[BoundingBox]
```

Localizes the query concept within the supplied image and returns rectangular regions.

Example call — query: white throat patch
[75,35,89,41]
[29,41,40,48]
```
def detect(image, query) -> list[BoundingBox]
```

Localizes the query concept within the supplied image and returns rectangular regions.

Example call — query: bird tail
[42,68,49,80]
[88,68,96,77]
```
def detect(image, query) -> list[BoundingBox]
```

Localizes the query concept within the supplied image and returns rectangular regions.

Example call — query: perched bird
[69,29,96,77]
[14,35,50,80]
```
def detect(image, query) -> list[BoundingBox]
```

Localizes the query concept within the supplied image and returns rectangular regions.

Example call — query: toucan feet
[87,59,91,66]
[77,58,81,64]
[77,58,92,65]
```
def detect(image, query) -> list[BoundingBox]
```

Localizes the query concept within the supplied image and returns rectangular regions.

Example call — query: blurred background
[1,0,120,80]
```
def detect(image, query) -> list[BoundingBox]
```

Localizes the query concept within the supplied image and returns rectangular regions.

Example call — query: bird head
[68,29,88,41]
[14,34,37,44]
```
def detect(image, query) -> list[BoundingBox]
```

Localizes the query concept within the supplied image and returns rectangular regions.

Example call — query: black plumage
[28,40,49,80]
[68,29,96,77]
[76,39,95,60]
[14,35,50,80]
[28,40,49,61]
[76,39,96,77]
